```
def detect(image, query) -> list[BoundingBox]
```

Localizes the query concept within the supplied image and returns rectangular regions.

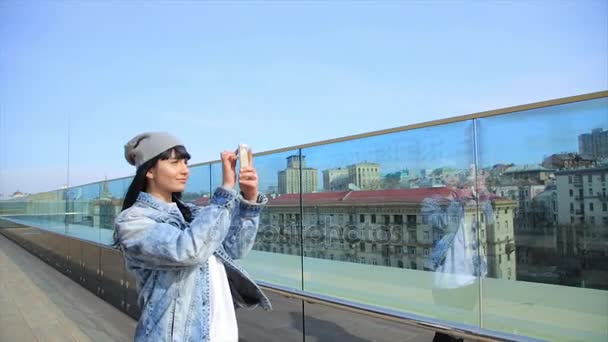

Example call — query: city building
[500,164,554,185]
[88,180,122,229]
[543,153,595,170]
[322,168,349,191]
[257,187,517,280]
[578,128,608,160]
[553,166,608,288]
[322,162,381,191]
[278,155,318,194]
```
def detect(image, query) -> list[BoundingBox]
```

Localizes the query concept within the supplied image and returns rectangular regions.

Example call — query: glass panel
[67,182,102,244]
[230,150,303,290]
[477,97,608,341]
[182,163,211,205]
[2,190,67,234]
[210,161,223,190]
[299,121,479,328]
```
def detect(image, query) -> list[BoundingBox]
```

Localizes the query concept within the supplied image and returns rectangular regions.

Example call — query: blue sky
[0,1,607,195]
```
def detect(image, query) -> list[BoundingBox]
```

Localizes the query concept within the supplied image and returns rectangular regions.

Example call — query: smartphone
[238,143,250,169]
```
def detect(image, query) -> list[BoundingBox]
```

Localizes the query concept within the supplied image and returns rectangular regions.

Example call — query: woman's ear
[146,168,155,180]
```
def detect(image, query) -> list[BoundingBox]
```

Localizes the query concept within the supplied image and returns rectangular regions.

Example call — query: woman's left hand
[238,150,258,201]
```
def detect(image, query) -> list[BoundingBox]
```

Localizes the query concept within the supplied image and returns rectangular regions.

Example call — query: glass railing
[1,91,607,341]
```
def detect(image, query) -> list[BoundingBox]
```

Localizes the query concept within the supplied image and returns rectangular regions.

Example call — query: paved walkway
[0,233,135,342]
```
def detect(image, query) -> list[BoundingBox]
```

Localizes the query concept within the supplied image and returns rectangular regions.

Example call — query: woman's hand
[220,151,237,189]
[238,149,259,201]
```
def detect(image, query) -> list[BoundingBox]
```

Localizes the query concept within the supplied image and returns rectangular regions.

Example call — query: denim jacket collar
[136,191,178,212]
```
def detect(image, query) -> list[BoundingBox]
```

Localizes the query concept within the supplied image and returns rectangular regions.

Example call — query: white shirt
[208,255,239,342]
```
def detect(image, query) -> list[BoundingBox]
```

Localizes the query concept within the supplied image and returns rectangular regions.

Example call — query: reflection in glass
[293,121,481,327]
[182,164,211,205]
[234,150,303,290]
[477,97,608,341]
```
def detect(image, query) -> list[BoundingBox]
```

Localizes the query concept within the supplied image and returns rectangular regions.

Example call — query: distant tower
[278,155,318,194]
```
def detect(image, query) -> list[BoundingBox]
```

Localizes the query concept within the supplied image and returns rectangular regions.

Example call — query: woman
[114,132,271,342]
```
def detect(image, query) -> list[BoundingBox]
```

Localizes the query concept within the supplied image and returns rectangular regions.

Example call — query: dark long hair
[112,145,192,248]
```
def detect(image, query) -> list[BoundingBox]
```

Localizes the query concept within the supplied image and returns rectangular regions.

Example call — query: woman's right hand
[220,151,237,189]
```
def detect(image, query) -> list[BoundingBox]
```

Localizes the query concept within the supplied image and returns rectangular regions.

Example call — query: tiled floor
[0,234,135,342]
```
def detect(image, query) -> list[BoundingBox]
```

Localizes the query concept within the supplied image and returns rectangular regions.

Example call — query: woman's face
[146,153,190,193]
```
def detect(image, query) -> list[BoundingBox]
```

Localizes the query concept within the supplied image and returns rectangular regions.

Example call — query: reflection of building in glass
[347,163,380,190]
[278,155,318,194]
[578,128,608,160]
[322,168,349,191]
[514,166,608,289]
[553,166,608,289]
[543,153,594,170]
[500,164,554,185]
[556,167,608,226]
[89,180,122,229]
[323,162,380,191]
[257,188,516,280]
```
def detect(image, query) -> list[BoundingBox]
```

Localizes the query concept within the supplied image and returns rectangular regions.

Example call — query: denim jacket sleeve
[115,187,237,268]
[222,191,268,260]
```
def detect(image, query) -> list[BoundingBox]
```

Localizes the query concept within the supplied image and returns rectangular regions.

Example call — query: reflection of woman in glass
[113,132,271,342]
[422,172,492,342]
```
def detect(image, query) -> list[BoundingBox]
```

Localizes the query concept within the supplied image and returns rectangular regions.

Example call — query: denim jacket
[114,187,272,342]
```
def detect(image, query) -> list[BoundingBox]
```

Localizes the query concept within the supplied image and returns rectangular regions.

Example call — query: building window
[409,247,416,255]
[423,248,429,256]
[398,260,404,268]
[384,258,390,266]
[411,261,417,269]
[590,216,596,225]
[589,188,593,195]
[588,175,592,182]
[383,215,390,225]
[394,215,403,224]
[360,214,365,223]
[423,231,430,240]
[569,189,573,197]
[422,215,428,224]
[372,259,378,265]
[570,203,574,211]
[371,214,376,223]
[360,257,366,264]
[590,203,594,211]
[568,176,573,184]
[372,244,377,252]
[499,254,502,264]
[360,242,366,252]
[603,203,607,211]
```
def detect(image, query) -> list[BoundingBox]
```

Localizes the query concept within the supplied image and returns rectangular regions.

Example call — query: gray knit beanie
[124,132,183,168]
